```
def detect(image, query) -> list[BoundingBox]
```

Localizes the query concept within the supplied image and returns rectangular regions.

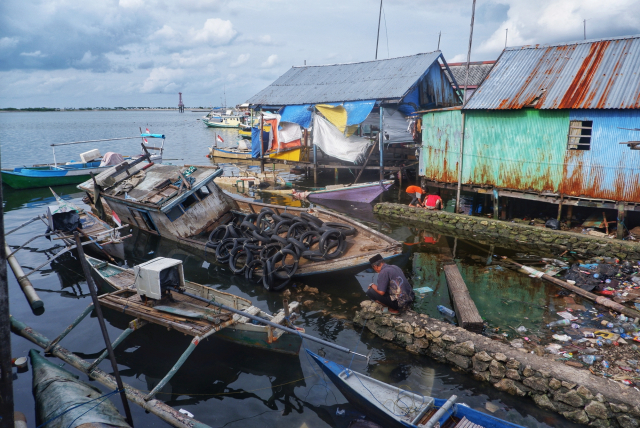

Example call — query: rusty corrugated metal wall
[422,108,640,203]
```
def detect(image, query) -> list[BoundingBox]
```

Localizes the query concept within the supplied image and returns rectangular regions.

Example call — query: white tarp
[313,115,371,163]
[279,121,302,144]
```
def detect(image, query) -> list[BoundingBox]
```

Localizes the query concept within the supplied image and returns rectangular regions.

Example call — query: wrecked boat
[87,255,303,354]
[77,162,402,284]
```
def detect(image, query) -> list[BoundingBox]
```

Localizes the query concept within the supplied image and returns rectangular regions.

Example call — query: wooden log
[5,243,43,310]
[443,264,484,333]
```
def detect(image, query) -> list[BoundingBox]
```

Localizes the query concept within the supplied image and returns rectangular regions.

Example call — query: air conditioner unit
[133,257,184,300]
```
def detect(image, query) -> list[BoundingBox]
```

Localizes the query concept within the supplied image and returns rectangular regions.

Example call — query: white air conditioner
[133,257,184,300]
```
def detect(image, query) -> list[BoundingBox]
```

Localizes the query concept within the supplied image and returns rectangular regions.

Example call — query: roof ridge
[505,33,640,51]
[291,51,441,68]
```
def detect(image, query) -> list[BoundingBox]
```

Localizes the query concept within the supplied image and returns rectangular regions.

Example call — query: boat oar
[167,287,372,362]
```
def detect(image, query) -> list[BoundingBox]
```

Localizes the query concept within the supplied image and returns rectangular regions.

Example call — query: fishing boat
[30,349,131,428]
[88,255,303,354]
[47,188,129,261]
[1,132,165,189]
[203,108,243,128]
[208,147,253,160]
[239,128,252,139]
[307,350,525,428]
[293,180,394,204]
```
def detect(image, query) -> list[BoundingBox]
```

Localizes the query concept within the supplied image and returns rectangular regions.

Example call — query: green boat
[30,349,131,428]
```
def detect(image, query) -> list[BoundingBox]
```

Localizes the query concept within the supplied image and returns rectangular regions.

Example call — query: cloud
[178,0,221,12]
[191,19,237,45]
[119,0,145,8]
[137,60,154,69]
[230,53,250,67]
[169,51,226,67]
[140,66,185,93]
[20,51,46,57]
[261,54,277,68]
[0,37,18,50]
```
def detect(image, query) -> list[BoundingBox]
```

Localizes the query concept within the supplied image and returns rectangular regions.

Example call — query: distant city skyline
[1,0,639,108]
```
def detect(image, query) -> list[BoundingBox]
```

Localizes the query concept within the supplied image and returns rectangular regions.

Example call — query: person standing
[405,185,424,207]
[366,254,414,313]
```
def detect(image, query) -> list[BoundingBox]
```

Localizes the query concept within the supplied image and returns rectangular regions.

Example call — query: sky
[1,0,639,109]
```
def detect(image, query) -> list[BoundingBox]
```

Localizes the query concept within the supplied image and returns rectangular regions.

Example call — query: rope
[35,388,121,428]
[347,318,366,371]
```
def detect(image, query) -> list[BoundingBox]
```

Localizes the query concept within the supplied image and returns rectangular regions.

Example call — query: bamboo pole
[9,316,212,428]
[0,178,13,428]
[5,243,43,310]
[504,258,640,318]
[45,303,94,352]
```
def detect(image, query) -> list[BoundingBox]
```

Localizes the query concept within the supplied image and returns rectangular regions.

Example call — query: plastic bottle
[547,319,571,328]
[581,355,596,365]
[602,360,610,368]
[437,305,456,318]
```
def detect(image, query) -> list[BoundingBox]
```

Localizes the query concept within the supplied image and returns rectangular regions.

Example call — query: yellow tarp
[316,104,347,133]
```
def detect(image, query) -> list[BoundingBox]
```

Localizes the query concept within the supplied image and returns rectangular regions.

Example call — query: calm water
[1,111,582,428]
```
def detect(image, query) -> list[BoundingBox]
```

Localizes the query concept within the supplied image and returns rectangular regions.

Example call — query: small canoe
[2,163,109,190]
[293,180,394,204]
[30,349,131,428]
[87,255,303,355]
[208,147,252,160]
[307,350,525,428]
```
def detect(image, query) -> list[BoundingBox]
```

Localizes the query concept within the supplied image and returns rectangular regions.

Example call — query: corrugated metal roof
[247,52,443,106]
[465,34,640,110]
[441,61,496,88]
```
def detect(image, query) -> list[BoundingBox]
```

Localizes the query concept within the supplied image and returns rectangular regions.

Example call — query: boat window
[166,205,184,222]
[195,186,210,200]
[180,193,199,211]
[139,210,159,233]
[567,120,592,150]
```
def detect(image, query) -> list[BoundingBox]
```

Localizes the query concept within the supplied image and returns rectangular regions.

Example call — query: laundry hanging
[313,115,371,163]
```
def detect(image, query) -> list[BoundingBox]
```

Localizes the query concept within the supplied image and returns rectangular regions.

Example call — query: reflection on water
[5,111,583,428]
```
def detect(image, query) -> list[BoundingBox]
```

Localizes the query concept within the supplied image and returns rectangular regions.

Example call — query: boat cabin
[134,257,185,300]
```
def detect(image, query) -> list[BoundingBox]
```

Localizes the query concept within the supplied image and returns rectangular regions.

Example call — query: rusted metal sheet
[420,108,462,183]
[246,52,458,106]
[466,35,640,110]
[560,110,640,202]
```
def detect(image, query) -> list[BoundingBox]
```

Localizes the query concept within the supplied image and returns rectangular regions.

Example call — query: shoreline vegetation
[0,107,209,112]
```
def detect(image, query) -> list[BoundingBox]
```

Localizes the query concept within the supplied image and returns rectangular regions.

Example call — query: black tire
[215,238,236,262]
[280,212,298,220]
[301,249,325,262]
[252,230,271,243]
[244,213,259,224]
[320,230,345,259]
[286,221,309,239]
[226,224,240,238]
[229,248,253,274]
[319,222,357,237]
[245,259,265,283]
[301,212,323,227]
[273,220,293,235]
[271,234,288,246]
[256,208,277,234]
[241,221,260,233]
[260,243,281,260]
[209,225,228,243]
[271,214,283,223]
[287,237,307,252]
[299,231,321,249]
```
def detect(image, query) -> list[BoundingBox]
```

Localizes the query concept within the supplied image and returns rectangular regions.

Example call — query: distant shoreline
[0,108,211,113]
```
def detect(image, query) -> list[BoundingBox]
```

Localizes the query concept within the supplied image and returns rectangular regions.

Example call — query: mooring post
[492,189,499,219]
[618,202,626,239]
[75,233,134,427]
[0,177,14,428]
[566,205,573,228]
[557,194,564,222]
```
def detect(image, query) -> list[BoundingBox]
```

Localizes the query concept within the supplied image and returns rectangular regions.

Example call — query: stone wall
[374,203,640,260]
[354,301,640,427]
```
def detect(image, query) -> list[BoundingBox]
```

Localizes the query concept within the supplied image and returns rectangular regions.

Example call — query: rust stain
[596,40,631,109]
[558,41,611,108]
[506,47,554,109]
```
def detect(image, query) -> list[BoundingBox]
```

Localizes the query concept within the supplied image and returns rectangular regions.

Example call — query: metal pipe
[423,395,457,428]
[5,215,42,236]
[144,319,233,400]
[168,288,370,360]
[51,136,143,147]
[375,0,383,59]
[75,233,134,426]
[9,316,212,428]
[379,106,384,182]
[5,243,43,310]
[88,327,135,373]
[45,303,94,352]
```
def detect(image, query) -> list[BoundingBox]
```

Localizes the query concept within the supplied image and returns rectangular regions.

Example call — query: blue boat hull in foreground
[306,350,524,428]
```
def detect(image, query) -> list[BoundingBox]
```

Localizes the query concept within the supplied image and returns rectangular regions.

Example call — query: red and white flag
[145,128,150,134]
[143,137,148,144]
[217,135,224,144]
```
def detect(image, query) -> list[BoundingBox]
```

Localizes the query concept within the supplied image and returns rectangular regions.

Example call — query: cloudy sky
[1,0,639,108]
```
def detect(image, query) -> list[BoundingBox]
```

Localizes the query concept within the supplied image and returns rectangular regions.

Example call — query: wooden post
[492,189,499,219]
[444,264,483,333]
[379,106,384,182]
[260,112,265,173]
[0,174,14,428]
[313,145,318,186]
[500,198,507,220]
[557,194,564,222]
[618,202,626,239]
[566,205,573,228]
[334,168,339,184]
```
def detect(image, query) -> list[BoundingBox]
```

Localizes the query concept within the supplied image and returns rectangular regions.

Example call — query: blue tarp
[140,133,165,139]
[281,105,313,129]
[251,127,270,158]
[398,87,420,116]
[343,100,376,126]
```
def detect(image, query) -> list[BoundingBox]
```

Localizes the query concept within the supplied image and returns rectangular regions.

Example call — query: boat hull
[215,326,302,355]
[209,147,252,160]
[2,169,101,189]
[307,181,393,204]
[204,120,240,128]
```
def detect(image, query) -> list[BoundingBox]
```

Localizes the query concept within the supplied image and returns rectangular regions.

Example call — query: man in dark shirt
[366,254,414,313]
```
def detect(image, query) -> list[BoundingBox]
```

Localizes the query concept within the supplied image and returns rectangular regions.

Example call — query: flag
[146,128,150,134]
[217,135,224,144]
[143,138,148,144]
[112,210,122,227]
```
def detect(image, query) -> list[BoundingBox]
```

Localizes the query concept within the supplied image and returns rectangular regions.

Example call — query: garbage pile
[205,208,357,291]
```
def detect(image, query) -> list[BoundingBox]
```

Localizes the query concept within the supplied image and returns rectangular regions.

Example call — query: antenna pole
[505,28,508,48]
[375,0,383,59]
[584,19,586,40]
[437,31,441,50]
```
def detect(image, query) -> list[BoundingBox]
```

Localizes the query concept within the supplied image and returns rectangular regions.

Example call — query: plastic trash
[179,409,194,418]
[602,360,610,368]
[414,286,434,294]
[516,326,527,333]
[582,355,596,365]
[437,305,456,318]
[552,334,571,342]
[336,408,345,416]
[547,319,571,328]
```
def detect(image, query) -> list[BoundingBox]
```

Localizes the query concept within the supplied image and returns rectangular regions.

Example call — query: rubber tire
[300,212,323,227]
[319,222,357,237]
[229,248,253,274]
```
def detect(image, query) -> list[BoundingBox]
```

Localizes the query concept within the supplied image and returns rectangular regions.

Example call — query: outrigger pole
[168,287,372,362]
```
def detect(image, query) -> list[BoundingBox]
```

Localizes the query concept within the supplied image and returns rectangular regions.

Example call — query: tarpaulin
[277,121,303,151]
[398,87,420,116]
[280,104,313,129]
[313,115,371,163]
[251,127,270,158]
[344,100,376,126]
[99,152,125,167]
[383,107,413,143]
[316,104,347,133]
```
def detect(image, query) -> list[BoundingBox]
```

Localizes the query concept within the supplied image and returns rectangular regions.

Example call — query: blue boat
[306,350,525,428]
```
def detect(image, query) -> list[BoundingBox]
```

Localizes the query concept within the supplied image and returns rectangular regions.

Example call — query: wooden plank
[454,417,484,428]
[443,264,484,334]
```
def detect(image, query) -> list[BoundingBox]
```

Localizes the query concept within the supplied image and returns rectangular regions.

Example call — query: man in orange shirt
[405,185,424,207]
[424,190,443,210]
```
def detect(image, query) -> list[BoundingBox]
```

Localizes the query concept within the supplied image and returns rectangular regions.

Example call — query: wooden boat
[47,188,128,260]
[307,350,525,428]
[239,128,252,139]
[293,180,394,204]
[30,349,131,428]
[77,164,401,278]
[204,115,242,128]
[208,146,252,160]
[2,132,164,190]
[88,255,303,354]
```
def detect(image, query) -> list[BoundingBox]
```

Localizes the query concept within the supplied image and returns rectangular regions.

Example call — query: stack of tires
[205,208,357,291]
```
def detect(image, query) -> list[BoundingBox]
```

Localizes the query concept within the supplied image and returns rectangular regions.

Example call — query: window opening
[180,193,199,211]
[195,186,210,200]
[567,120,592,150]
[166,205,184,222]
